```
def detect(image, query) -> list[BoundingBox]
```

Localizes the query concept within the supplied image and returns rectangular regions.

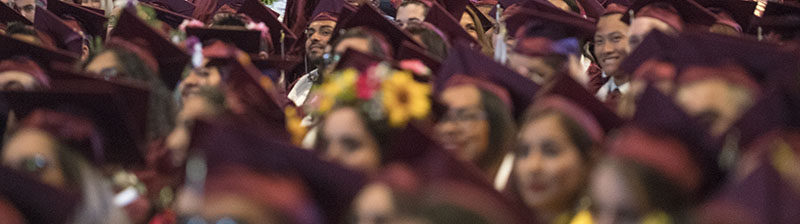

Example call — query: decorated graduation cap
[110,5,190,89]
[186,27,262,53]
[33,7,83,54]
[629,85,725,196]
[0,34,78,72]
[694,0,757,33]
[0,166,80,224]
[189,117,368,224]
[537,74,624,134]
[46,0,108,41]
[332,4,423,53]
[3,70,150,167]
[621,0,718,32]
[0,3,31,26]
[424,2,481,47]
[238,0,298,54]
[435,42,539,120]
[141,0,196,17]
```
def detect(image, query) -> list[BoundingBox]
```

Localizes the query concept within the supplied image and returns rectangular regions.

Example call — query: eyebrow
[320,25,333,29]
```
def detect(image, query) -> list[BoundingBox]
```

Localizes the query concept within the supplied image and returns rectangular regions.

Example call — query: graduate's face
[460,12,479,40]
[2,128,67,189]
[675,79,753,136]
[306,20,337,63]
[84,50,123,77]
[180,62,222,103]
[589,161,644,224]
[594,14,630,77]
[515,113,587,214]
[395,3,427,29]
[435,85,490,163]
[628,17,674,50]
[321,107,382,174]
[507,53,559,84]
[13,0,35,22]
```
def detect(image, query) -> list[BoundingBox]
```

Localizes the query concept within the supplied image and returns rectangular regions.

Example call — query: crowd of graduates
[0,0,799,223]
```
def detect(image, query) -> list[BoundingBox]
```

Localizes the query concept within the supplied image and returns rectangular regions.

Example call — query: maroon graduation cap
[616,29,676,76]
[142,0,196,17]
[0,34,79,72]
[251,54,305,82]
[435,42,540,120]
[0,166,80,224]
[0,3,31,26]
[46,0,108,41]
[189,117,368,224]
[139,2,194,28]
[424,2,481,46]
[396,40,442,73]
[33,7,83,55]
[238,0,298,54]
[694,0,757,32]
[331,4,423,52]
[2,70,150,167]
[110,5,190,90]
[504,6,596,41]
[186,27,262,53]
[310,0,355,21]
[620,0,718,30]
[632,84,726,196]
[333,48,383,72]
[537,74,624,134]
[724,89,789,152]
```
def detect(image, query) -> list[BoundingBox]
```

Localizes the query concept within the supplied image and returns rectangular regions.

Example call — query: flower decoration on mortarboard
[311,62,432,128]
[245,21,270,40]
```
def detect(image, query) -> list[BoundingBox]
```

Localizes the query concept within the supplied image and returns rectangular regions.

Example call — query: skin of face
[590,161,645,224]
[14,0,35,22]
[322,107,382,174]
[460,12,479,40]
[507,53,558,84]
[202,193,280,224]
[547,0,571,11]
[81,0,101,9]
[675,79,752,136]
[2,129,67,189]
[514,113,588,222]
[0,70,39,91]
[593,13,631,78]
[434,85,490,163]
[333,37,371,57]
[179,61,222,103]
[628,17,674,50]
[353,183,396,224]
[166,94,220,164]
[305,20,337,63]
[84,51,122,76]
[395,3,427,29]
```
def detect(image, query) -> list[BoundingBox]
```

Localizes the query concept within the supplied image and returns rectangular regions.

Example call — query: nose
[522,149,544,174]
[601,41,615,54]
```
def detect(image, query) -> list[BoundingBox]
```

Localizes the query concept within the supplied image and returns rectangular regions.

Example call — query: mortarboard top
[724,88,788,152]
[238,0,299,54]
[33,7,83,55]
[0,34,78,73]
[46,0,108,41]
[504,7,597,41]
[396,40,442,73]
[435,42,539,120]
[632,84,725,196]
[141,0,196,17]
[0,3,31,26]
[0,166,80,224]
[139,2,194,28]
[2,70,150,167]
[310,0,355,21]
[251,54,304,82]
[186,26,262,54]
[203,41,290,135]
[189,117,368,224]
[537,74,624,134]
[333,48,384,72]
[694,0,757,32]
[331,4,423,53]
[110,5,190,90]
[424,3,481,46]
[616,29,676,75]
[621,0,718,29]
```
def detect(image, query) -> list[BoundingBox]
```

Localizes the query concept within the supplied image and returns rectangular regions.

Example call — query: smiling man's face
[593,13,630,77]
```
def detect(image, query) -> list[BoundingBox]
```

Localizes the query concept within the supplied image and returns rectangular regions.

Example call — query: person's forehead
[309,20,337,29]
[596,14,628,33]
[13,0,34,5]
[442,85,482,107]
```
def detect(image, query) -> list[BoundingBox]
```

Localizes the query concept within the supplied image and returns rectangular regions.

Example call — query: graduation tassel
[493,4,507,64]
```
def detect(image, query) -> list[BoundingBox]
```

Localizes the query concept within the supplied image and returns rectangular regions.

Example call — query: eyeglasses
[19,154,50,177]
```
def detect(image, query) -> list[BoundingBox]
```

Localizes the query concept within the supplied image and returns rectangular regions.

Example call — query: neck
[610,72,630,86]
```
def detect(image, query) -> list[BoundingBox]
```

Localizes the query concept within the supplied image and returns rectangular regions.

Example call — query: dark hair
[6,22,37,37]
[464,7,494,56]
[331,27,393,59]
[314,104,392,163]
[82,48,177,141]
[478,89,516,173]
[209,13,248,27]
[608,158,693,220]
[405,23,449,60]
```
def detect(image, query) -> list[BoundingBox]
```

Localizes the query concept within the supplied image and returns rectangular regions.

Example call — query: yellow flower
[381,71,430,127]
[284,106,307,146]
[316,69,358,113]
